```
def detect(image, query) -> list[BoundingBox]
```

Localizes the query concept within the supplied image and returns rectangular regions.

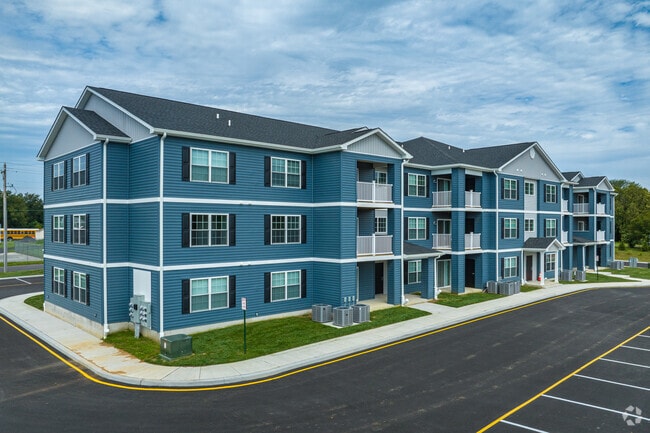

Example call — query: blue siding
[106,204,129,262]
[128,203,159,266]
[44,143,103,205]
[107,267,130,322]
[129,137,160,199]
[106,143,130,199]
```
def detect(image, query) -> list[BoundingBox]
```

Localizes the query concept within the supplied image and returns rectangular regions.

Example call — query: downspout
[494,170,500,281]
[159,132,167,337]
[102,138,109,338]
[400,160,405,305]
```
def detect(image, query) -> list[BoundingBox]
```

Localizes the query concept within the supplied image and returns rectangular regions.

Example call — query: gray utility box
[609,261,624,270]
[498,281,520,296]
[575,270,587,281]
[333,306,353,327]
[560,270,573,282]
[312,304,332,323]
[160,334,193,360]
[485,281,498,294]
[630,257,639,268]
[352,304,370,323]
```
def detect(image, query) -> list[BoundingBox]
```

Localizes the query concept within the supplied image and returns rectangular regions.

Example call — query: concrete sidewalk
[1,280,648,388]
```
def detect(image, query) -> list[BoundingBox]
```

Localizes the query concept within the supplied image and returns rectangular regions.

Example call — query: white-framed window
[524,181,535,196]
[374,216,387,234]
[53,215,65,243]
[545,184,557,203]
[191,214,228,246]
[272,215,301,244]
[503,178,518,200]
[545,219,557,237]
[504,257,518,278]
[52,161,65,190]
[271,270,301,302]
[271,157,301,188]
[191,148,228,183]
[545,253,556,272]
[503,218,518,239]
[73,214,87,245]
[408,260,422,284]
[437,259,451,287]
[408,173,426,197]
[375,171,388,184]
[190,276,229,312]
[577,220,586,231]
[524,218,535,232]
[53,267,65,296]
[72,154,87,187]
[73,271,87,304]
[408,217,427,240]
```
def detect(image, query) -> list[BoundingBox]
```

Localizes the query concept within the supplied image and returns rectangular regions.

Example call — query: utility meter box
[160,334,193,360]
[129,295,144,324]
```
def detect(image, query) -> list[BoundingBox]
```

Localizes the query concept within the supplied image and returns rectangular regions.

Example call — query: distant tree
[0,192,43,229]
[611,179,650,247]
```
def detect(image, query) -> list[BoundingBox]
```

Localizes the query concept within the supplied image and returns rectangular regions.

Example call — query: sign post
[241,297,247,354]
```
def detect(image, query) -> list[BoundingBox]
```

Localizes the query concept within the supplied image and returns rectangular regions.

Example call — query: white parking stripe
[543,394,650,421]
[639,335,650,338]
[501,420,550,432]
[15,278,32,285]
[575,374,650,392]
[622,345,650,352]
[601,358,650,369]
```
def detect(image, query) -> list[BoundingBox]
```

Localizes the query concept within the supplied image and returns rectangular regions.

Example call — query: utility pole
[2,163,7,273]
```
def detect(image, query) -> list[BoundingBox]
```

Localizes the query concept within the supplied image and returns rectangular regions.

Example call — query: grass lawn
[616,245,650,263]
[24,294,44,311]
[0,269,44,278]
[562,272,636,284]
[521,285,542,292]
[607,266,650,280]
[434,292,503,307]
[105,306,430,366]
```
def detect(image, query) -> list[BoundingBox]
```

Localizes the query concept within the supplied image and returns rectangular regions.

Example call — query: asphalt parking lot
[479,327,650,432]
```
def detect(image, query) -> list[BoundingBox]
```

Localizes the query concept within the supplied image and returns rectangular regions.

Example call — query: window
[72,154,87,187]
[577,220,586,231]
[408,217,427,240]
[545,185,557,203]
[73,214,87,245]
[271,270,301,302]
[271,157,301,188]
[545,253,556,272]
[524,181,535,196]
[53,215,65,243]
[271,215,301,244]
[190,276,229,312]
[408,260,422,284]
[524,218,535,232]
[504,257,518,278]
[53,267,65,296]
[437,259,451,287]
[503,218,518,239]
[52,161,65,190]
[73,271,88,304]
[191,214,228,246]
[191,148,228,183]
[408,174,427,197]
[375,171,387,184]
[545,219,557,237]
[503,178,518,200]
[374,216,387,234]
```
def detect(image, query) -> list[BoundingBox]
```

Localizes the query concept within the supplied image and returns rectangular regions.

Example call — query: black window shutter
[85,214,89,245]
[501,218,505,239]
[229,276,236,308]
[301,215,307,244]
[501,177,505,199]
[64,160,68,189]
[229,214,236,246]
[181,213,190,247]
[301,269,307,298]
[64,270,67,297]
[85,153,90,185]
[229,152,236,184]
[182,147,190,181]
[264,214,270,245]
[264,272,271,303]
[68,270,72,299]
[264,156,270,187]
[51,215,54,242]
[301,160,307,189]
[51,267,55,293]
[426,218,430,239]
[501,258,505,279]
[51,165,54,191]
[404,217,409,240]
[85,275,90,305]
[404,261,409,284]
[404,173,409,196]
[426,176,429,198]
[181,279,190,314]
[64,215,68,244]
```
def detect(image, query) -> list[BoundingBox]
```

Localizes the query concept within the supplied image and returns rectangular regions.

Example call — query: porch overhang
[403,242,444,260]
[523,237,566,253]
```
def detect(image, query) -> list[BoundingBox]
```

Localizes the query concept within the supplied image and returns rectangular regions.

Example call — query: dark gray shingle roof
[523,237,557,250]
[577,176,607,187]
[64,107,129,138]
[403,242,441,257]
[88,87,367,149]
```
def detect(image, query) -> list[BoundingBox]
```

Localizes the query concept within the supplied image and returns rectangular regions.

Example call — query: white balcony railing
[562,200,568,212]
[465,191,481,208]
[432,234,452,249]
[596,230,605,241]
[432,191,452,207]
[357,235,393,256]
[561,231,568,243]
[357,181,393,203]
[465,233,481,249]
[596,203,606,214]
[573,203,589,214]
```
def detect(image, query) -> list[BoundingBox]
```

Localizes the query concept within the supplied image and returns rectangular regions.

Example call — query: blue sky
[1,0,649,194]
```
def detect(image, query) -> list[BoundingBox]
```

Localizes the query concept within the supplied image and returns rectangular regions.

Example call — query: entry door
[526,255,533,281]
[375,263,385,295]
[465,258,475,288]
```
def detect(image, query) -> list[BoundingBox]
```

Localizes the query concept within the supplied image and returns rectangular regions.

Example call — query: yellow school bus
[0,228,44,241]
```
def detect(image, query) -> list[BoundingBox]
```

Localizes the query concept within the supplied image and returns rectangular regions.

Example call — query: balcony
[465,191,481,208]
[432,234,452,249]
[596,230,605,242]
[573,203,589,214]
[432,191,452,207]
[465,233,481,249]
[596,203,606,214]
[357,181,392,203]
[357,235,393,256]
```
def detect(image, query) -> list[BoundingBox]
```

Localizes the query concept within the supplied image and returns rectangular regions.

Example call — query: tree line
[0,192,43,229]
[611,180,650,250]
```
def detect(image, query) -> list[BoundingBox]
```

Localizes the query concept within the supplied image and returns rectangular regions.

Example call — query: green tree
[611,179,650,246]
[0,192,43,229]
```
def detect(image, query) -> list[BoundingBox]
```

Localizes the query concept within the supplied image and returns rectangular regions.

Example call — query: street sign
[241,297,247,311]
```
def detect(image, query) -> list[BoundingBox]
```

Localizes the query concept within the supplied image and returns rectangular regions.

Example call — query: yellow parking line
[476,324,650,432]
[2,288,592,393]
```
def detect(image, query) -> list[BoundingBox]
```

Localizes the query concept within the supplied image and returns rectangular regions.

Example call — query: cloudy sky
[1,0,649,194]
